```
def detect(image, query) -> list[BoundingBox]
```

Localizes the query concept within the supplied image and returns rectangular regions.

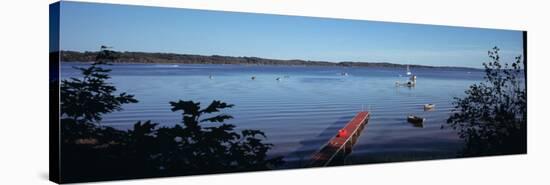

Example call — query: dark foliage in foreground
[61,48,137,123]
[445,47,526,156]
[60,47,283,182]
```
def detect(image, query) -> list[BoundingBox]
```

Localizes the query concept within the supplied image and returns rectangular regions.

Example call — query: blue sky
[59,1,524,68]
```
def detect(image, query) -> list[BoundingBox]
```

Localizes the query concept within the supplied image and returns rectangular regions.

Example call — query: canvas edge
[49,1,61,184]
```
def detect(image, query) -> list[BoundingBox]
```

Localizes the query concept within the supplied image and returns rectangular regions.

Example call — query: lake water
[60,63,485,167]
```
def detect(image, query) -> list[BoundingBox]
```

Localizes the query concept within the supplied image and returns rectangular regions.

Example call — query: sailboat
[406,65,412,76]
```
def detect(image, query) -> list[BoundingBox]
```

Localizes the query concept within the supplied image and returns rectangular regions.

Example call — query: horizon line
[59,49,485,69]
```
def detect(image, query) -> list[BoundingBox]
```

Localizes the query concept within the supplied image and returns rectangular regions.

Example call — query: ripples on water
[61,63,484,167]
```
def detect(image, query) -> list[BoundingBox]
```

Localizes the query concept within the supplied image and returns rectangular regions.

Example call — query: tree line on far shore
[60,50,477,70]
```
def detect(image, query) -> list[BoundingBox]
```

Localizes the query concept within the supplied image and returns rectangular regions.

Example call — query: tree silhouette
[130,100,284,174]
[60,47,137,123]
[445,47,526,156]
[59,46,283,183]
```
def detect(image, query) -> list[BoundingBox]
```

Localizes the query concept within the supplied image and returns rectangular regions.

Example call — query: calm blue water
[61,63,485,166]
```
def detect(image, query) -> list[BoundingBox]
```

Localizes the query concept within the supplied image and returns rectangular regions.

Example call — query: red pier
[310,111,370,167]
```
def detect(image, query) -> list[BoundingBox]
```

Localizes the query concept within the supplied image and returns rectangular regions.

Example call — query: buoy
[337,129,348,137]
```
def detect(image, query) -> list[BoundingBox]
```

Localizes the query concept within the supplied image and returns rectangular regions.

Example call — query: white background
[1,0,549,184]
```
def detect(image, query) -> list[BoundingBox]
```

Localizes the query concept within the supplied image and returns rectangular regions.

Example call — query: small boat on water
[407,115,425,127]
[251,76,256,80]
[276,77,281,81]
[208,75,213,79]
[396,69,416,87]
[423,104,435,110]
[341,72,348,76]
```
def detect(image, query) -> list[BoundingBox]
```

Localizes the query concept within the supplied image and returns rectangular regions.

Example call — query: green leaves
[445,47,526,156]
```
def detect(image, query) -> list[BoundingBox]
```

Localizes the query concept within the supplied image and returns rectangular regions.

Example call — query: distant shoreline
[58,51,481,71]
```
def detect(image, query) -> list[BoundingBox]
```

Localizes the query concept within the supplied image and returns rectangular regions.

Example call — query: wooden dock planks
[310,111,370,167]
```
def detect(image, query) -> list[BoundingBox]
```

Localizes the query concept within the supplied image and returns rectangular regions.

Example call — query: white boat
[406,65,412,76]
[424,104,435,110]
